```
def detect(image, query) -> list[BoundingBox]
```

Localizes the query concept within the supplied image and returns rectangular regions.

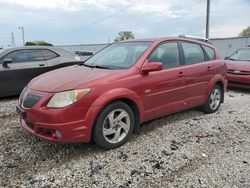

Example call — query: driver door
[0,49,48,97]
[141,42,187,121]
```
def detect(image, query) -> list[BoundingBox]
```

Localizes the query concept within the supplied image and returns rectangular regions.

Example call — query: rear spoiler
[178,35,212,44]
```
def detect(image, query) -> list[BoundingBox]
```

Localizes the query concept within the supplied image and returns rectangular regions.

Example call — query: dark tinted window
[3,50,44,63]
[148,42,180,69]
[182,42,205,65]
[203,45,215,60]
[40,49,58,60]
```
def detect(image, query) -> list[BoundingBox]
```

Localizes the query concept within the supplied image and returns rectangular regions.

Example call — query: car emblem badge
[145,89,151,93]
[234,70,241,74]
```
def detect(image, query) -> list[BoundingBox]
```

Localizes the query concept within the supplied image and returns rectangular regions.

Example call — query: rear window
[202,45,215,60]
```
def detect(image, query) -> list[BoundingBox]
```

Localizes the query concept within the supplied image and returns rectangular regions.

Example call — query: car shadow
[227,86,250,94]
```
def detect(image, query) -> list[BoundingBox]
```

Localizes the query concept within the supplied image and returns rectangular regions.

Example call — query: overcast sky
[0,0,249,46]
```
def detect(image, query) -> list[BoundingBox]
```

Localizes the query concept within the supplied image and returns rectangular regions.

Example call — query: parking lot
[0,89,249,187]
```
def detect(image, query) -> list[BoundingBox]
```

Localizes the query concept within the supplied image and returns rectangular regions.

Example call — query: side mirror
[142,61,163,74]
[3,58,12,67]
[225,56,229,60]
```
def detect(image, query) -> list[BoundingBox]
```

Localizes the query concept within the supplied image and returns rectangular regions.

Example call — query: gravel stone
[0,89,250,187]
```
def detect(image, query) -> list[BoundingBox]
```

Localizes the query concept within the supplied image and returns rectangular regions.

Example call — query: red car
[17,37,227,149]
[226,47,250,89]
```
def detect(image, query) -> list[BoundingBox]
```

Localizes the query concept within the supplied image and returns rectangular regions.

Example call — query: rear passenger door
[180,42,215,108]
[0,49,48,95]
[142,42,187,120]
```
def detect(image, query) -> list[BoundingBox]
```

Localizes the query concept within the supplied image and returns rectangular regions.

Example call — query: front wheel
[202,85,223,114]
[92,101,135,149]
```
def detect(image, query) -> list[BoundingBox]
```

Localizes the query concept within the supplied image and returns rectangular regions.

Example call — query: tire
[201,85,223,114]
[92,101,135,149]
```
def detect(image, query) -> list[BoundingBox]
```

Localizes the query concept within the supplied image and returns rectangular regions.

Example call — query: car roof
[3,46,60,51]
[0,46,75,57]
[118,36,215,49]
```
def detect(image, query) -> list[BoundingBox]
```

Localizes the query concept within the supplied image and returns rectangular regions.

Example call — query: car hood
[226,60,250,71]
[28,65,120,92]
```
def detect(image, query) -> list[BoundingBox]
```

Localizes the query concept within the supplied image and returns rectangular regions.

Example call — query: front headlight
[47,89,91,108]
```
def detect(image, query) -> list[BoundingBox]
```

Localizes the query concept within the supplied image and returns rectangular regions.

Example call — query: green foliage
[114,31,135,42]
[25,40,53,46]
[239,26,250,37]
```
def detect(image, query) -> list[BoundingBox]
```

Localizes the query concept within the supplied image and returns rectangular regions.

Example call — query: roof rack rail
[178,35,212,44]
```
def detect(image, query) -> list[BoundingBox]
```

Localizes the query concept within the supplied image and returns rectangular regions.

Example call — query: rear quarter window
[202,45,215,60]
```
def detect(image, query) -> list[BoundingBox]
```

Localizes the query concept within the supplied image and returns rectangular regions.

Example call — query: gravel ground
[0,89,249,188]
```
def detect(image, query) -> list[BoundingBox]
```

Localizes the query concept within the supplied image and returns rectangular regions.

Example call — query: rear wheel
[93,101,134,149]
[202,85,223,114]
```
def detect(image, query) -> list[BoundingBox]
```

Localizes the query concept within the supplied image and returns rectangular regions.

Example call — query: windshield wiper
[82,64,112,69]
[82,64,94,68]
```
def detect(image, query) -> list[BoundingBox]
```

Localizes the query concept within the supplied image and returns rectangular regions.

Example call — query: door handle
[207,66,211,71]
[177,71,184,77]
[39,64,45,67]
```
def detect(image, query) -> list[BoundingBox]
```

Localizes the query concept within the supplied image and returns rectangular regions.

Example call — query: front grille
[227,69,250,75]
[228,81,250,86]
[22,94,42,108]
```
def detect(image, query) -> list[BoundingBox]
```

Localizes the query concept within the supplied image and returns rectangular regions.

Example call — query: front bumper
[226,73,250,89]
[17,89,98,143]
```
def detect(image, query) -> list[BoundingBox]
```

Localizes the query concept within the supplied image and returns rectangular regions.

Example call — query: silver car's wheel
[209,88,221,110]
[103,109,131,144]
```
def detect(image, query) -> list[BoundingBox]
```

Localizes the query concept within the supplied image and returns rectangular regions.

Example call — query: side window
[148,42,180,69]
[202,45,215,60]
[182,42,205,65]
[3,50,43,63]
[41,50,59,60]
[27,50,44,61]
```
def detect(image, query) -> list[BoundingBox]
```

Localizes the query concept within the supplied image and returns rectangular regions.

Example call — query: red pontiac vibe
[17,36,227,149]
[226,47,250,89]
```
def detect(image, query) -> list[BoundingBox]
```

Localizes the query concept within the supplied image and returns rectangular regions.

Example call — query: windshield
[228,48,250,61]
[84,41,151,69]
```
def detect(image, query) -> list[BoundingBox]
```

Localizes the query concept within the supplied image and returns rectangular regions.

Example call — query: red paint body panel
[18,37,227,143]
[226,60,250,89]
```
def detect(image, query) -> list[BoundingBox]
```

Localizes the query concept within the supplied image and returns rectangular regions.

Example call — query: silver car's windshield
[229,48,250,61]
[84,42,151,69]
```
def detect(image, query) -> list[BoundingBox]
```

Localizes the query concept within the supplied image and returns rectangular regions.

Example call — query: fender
[204,74,227,103]
[82,88,144,137]
[90,88,144,119]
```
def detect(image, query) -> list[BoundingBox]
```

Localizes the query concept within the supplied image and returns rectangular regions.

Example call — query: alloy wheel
[209,88,221,110]
[102,109,131,144]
